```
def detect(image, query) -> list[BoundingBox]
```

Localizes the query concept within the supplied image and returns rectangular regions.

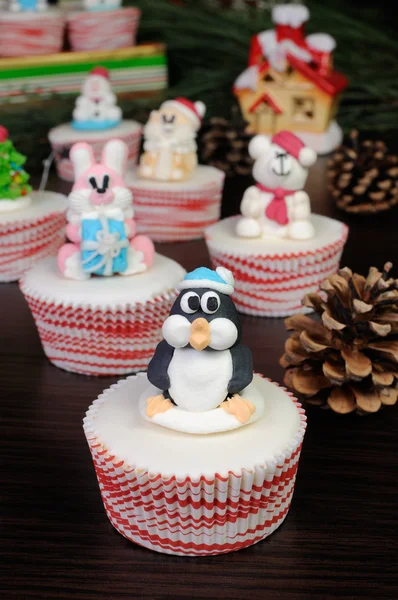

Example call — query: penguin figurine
[146,266,255,424]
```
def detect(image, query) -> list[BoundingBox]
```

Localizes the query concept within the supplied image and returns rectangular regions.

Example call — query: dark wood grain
[1,158,397,600]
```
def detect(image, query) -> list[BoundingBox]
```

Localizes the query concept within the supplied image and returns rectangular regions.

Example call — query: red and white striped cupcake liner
[20,283,179,376]
[127,167,225,242]
[50,126,142,182]
[0,12,65,57]
[206,218,349,317]
[0,211,66,283]
[67,7,140,52]
[83,375,306,556]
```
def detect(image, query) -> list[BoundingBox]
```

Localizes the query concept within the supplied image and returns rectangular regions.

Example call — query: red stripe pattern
[206,218,349,317]
[0,212,66,282]
[67,8,140,52]
[128,171,225,242]
[83,375,307,556]
[50,127,143,182]
[0,13,65,57]
[19,284,179,376]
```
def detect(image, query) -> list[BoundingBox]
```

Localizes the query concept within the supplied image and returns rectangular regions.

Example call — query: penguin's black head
[162,287,241,352]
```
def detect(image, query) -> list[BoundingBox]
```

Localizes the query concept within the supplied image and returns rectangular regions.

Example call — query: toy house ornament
[126,98,225,242]
[233,3,348,154]
[236,130,317,240]
[72,67,122,131]
[138,97,206,182]
[58,139,154,280]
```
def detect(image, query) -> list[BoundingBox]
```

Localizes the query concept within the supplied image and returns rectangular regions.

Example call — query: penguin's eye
[180,291,200,314]
[201,291,220,314]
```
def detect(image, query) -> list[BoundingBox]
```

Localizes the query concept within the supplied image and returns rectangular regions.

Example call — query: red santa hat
[89,66,110,80]
[161,97,206,128]
[272,130,317,167]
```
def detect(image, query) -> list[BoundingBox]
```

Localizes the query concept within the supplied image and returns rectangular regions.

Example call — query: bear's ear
[70,143,95,181]
[102,139,128,176]
[298,147,317,167]
[248,135,271,159]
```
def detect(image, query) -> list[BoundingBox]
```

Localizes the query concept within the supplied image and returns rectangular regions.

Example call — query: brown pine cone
[198,109,254,177]
[328,130,398,214]
[280,263,398,414]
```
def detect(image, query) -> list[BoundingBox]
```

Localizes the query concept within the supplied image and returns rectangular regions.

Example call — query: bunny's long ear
[102,139,128,176]
[70,143,95,181]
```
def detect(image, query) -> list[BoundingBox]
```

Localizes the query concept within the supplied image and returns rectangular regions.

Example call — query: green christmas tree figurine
[0,126,32,204]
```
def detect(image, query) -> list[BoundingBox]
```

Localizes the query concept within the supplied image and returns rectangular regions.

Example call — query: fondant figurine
[236,130,317,240]
[0,126,32,213]
[83,0,121,11]
[138,97,206,182]
[58,139,154,280]
[72,67,122,131]
[145,266,256,428]
[9,0,47,11]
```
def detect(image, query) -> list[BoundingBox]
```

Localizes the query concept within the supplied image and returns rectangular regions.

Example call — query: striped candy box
[126,166,225,242]
[206,215,349,317]
[67,7,141,52]
[83,374,307,556]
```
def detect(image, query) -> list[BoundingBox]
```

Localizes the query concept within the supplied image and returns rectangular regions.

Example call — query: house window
[292,97,315,121]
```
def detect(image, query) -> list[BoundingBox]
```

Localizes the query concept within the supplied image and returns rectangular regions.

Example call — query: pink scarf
[256,183,289,226]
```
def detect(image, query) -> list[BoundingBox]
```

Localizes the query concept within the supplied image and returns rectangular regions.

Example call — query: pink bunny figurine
[58,139,154,280]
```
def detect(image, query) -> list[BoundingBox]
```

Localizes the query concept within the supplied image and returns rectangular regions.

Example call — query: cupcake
[0,0,65,57]
[206,131,349,317]
[66,0,140,52]
[83,266,307,555]
[48,66,142,182]
[20,138,185,375]
[126,97,225,242]
[0,126,67,282]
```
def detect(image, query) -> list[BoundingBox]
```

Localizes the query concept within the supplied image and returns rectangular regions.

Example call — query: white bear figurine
[236,131,317,241]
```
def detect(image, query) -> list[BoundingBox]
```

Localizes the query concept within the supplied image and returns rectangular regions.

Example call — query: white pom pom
[248,135,271,159]
[194,101,206,118]
[216,266,234,288]
[298,147,317,167]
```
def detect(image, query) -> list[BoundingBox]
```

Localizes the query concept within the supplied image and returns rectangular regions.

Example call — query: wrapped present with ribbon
[81,213,129,276]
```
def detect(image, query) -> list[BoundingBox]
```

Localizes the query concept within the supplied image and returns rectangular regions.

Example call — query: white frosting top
[85,373,303,478]
[48,120,142,144]
[126,165,224,191]
[206,215,347,257]
[0,191,67,224]
[272,4,309,27]
[22,253,186,308]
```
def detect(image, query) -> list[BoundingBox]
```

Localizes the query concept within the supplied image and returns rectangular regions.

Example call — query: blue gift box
[80,215,129,276]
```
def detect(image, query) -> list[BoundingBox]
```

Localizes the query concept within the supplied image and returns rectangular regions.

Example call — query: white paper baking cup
[126,166,225,242]
[0,191,67,282]
[20,253,185,376]
[0,11,65,57]
[205,215,349,317]
[83,373,307,556]
[48,121,143,182]
[67,7,140,52]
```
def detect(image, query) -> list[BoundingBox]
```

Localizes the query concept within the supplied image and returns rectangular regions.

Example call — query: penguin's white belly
[168,348,233,412]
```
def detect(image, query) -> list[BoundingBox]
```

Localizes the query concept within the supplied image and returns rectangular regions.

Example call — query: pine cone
[280,263,398,414]
[328,130,398,214]
[198,110,254,177]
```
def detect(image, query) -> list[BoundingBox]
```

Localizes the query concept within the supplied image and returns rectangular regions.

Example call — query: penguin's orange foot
[146,394,173,418]
[221,394,255,424]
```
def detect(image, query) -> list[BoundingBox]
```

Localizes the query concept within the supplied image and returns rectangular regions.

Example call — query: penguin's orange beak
[189,318,211,351]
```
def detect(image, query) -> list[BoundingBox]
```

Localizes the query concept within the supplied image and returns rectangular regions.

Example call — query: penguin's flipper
[147,339,175,391]
[227,344,253,395]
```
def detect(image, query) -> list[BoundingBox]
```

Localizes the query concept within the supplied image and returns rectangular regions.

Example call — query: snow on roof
[272,4,309,28]
[234,66,258,91]
[306,33,336,53]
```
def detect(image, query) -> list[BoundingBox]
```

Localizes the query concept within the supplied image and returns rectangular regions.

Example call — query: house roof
[249,92,282,115]
[287,54,348,96]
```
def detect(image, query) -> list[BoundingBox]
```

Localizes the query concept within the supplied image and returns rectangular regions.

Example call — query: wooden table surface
[1,158,397,600]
